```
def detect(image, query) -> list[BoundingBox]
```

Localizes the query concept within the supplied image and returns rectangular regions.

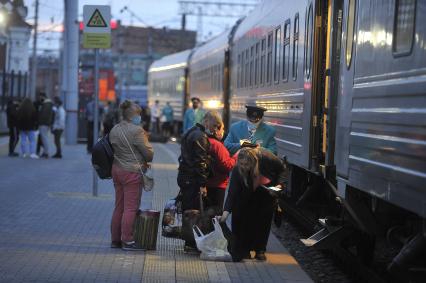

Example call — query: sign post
[83,5,111,197]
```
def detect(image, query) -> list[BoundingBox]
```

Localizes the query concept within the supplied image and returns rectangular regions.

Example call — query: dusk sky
[23,0,257,55]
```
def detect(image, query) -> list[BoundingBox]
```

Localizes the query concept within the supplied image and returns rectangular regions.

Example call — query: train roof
[149,49,191,73]
[233,0,284,41]
[190,31,230,64]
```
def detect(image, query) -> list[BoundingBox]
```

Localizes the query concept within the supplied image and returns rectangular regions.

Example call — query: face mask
[131,116,141,125]
[248,120,261,130]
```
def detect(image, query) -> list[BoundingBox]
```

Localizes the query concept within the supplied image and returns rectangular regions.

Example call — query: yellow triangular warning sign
[87,9,107,27]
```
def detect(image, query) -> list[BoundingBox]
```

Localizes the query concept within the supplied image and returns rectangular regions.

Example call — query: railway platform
[0,142,313,282]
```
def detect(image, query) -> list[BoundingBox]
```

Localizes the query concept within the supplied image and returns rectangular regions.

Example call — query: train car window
[260,38,266,85]
[237,54,241,89]
[274,27,281,83]
[267,32,273,84]
[305,4,313,78]
[292,13,299,80]
[346,0,356,68]
[255,42,259,87]
[250,46,254,87]
[393,0,416,56]
[283,20,291,82]
[241,51,245,88]
[245,49,249,88]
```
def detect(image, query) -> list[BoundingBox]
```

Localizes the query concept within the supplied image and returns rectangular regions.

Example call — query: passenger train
[149,0,425,277]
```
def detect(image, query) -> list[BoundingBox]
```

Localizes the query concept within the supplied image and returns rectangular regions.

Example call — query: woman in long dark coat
[219,147,286,262]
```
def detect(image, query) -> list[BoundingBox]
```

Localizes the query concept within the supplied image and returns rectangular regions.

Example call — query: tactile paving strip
[141,144,210,283]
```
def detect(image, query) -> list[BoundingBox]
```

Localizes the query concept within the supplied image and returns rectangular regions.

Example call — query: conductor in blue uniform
[224,105,277,155]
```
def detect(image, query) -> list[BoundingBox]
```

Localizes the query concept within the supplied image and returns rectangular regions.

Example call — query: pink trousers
[111,164,142,243]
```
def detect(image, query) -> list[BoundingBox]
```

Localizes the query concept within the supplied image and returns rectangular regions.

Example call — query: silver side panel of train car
[148,50,191,121]
[189,31,229,112]
[335,0,426,217]
[230,0,313,169]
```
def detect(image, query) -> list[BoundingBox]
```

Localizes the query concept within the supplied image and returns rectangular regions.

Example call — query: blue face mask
[131,116,141,125]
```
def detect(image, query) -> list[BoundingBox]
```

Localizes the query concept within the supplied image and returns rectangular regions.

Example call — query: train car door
[309,0,343,175]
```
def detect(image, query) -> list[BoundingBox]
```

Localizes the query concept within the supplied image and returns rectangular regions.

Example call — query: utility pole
[64,0,79,145]
[29,0,39,100]
[178,0,259,42]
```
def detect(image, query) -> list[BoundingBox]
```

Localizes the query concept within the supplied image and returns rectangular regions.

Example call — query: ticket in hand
[261,185,283,192]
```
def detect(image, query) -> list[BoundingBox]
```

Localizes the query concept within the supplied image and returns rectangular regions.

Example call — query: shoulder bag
[117,124,154,191]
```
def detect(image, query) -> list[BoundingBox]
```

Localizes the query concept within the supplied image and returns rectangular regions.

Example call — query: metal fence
[0,70,28,110]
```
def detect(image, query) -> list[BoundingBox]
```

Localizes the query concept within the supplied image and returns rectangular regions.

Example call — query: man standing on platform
[161,101,174,137]
[183,97,205,133]
[224,104,277,155]
[37,93,54,158]
[151,100,161,134]
[6,99,20,157]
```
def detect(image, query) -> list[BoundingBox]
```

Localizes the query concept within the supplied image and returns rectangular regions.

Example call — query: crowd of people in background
[6,93,66,159]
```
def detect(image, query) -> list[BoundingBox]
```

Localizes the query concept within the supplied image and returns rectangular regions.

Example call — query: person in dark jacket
[177,121,211,252]
[17,98,39,159]
[219,147,286,262]
[6,99,20,157]
[204,111,236,211]
[37,93,54,158]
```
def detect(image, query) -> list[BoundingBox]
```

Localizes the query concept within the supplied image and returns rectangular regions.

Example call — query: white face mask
[248,120,261,130]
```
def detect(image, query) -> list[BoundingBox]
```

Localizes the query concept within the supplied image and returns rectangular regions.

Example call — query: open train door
[308,0,343,174]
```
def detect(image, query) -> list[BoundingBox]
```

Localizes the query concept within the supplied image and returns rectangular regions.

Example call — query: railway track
[275,198,388,283]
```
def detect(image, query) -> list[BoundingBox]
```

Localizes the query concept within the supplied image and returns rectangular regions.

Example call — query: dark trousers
[8,127,19,154]
[179,180,201,247]
[87,121,94,153]
[53,129,63,155]
[232,187,274,256]
[206,187,225,213]
[36,132,43,155]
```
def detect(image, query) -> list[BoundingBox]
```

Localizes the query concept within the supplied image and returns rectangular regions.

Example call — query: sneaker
[122,241,145,251]
[52,154,62,159]
[40,153,49,159]
[8,152,19,157]
[22,153,28,158]
[110,241,122,249]
[30,154,39,159]
[255,251,267,261]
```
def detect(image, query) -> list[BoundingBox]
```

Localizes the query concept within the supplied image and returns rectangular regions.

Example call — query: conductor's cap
[245,104,267,119]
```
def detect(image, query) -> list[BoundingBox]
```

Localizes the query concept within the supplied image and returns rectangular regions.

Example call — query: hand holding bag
[193,218,232,262]
[118,125,154,191]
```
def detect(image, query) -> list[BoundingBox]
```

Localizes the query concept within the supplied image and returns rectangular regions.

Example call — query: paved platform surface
[0,141,313,283]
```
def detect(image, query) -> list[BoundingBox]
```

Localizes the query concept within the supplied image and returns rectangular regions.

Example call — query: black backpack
[91,134,114,179]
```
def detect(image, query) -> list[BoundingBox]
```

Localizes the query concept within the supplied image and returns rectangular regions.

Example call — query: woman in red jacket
[204,111,237,211]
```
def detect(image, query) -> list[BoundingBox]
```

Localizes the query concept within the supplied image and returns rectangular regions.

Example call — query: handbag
[117,124,154,191]
[161,193,183,238]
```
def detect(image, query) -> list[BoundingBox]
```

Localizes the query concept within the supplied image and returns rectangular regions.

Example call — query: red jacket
[207,137,236,190]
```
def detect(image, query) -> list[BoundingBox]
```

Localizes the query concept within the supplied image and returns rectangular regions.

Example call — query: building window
[292,13,299,80]
[305,4,313,78]
[346,0,356,68]
[255,42,259,87]
[393,0,416,56]
[260,38,266,85]
[274,27,281,83]
[282,20,290,82]
[267,32,273,84]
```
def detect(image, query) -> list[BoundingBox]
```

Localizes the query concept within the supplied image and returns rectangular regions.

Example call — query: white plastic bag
[193,218,232,261]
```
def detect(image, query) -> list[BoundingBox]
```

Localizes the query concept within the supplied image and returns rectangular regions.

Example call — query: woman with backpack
[109,100,154,251]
